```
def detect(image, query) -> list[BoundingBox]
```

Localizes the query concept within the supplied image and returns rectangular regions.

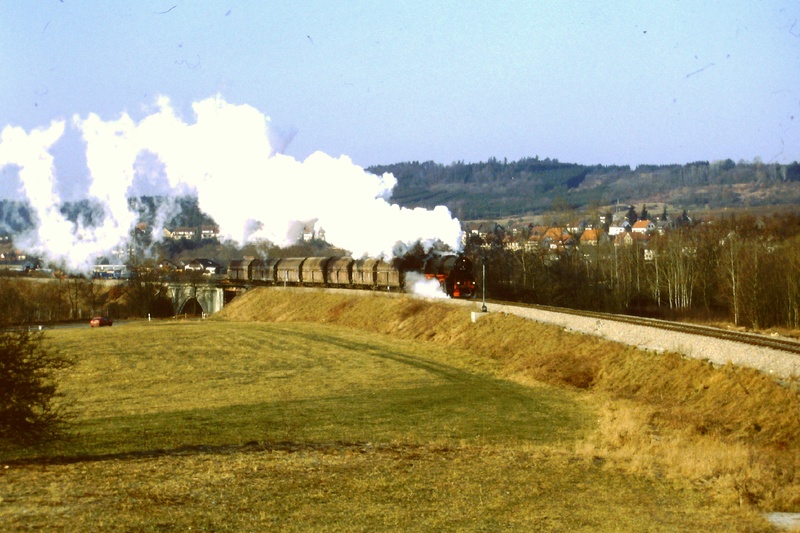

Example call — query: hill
[369,158,800,220]
[218,288,800,514]
[3,157,798,242]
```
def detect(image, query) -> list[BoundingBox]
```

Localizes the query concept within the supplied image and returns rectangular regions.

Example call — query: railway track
[461,298,800,378]
[526,303,800,356]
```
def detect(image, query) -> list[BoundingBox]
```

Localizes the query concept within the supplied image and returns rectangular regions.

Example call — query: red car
[90,316,113,327]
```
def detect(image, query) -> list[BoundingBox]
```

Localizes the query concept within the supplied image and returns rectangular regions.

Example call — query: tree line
[370,158,800,221]
[470,212,800,330]
[0,272,176,327]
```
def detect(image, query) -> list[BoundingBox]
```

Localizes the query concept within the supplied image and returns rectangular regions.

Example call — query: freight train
[228,254,476,298]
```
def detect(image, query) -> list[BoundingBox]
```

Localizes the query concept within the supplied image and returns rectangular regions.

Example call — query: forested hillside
[369,158,800,220]
[2,157,799,239]
[0,196,215,238]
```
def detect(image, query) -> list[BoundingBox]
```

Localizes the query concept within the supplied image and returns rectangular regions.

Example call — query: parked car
[90,316,112,327]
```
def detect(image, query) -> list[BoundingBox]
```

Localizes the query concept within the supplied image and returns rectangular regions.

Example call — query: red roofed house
[632,220,656,234]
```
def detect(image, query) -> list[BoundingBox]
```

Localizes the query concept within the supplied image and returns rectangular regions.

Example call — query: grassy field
[1,289,796,531]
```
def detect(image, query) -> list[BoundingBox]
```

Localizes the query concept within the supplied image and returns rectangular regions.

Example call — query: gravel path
[449,299,800,380]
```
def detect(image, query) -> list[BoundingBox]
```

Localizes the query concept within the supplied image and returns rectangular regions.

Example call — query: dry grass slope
[219,287,800,512]
[3,288,798,530]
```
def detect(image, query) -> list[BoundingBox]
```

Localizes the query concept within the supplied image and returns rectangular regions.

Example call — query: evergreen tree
[626,205,638,224]
[0,328,74,446]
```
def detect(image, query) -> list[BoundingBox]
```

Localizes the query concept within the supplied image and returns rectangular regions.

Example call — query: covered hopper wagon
[227,255,475,298]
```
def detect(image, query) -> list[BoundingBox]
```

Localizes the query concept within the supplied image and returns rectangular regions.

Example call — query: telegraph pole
[481,262,487,312]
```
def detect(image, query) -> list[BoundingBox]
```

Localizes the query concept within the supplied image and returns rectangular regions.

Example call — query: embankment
[217,287,800,511]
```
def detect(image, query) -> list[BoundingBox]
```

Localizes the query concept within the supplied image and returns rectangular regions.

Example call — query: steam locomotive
[228,254,476,298]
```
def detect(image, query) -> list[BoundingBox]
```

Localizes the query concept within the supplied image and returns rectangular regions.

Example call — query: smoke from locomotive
[0,95,463,272]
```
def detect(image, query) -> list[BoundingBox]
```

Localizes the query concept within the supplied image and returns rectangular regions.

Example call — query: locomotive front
[444,255,476,298]
[423,254,476,298]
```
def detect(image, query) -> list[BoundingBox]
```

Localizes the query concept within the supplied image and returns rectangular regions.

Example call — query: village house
[525,226,549,250]
[579,228,604,246]
[464,222,480,238]
[169,227,198,240]
[0,242,39,272]
[655,219,673,234]
[462,208,691,258]
[614,231,650,247]
[608,220,631,236]
[566,220,588,234]
[166,226,220,241]
[158,258,181,271]
[200,226,219,240]
[546,227,574,250]
[183,258,225,275]
[502,234,522,251]
[632,219,656,234]
[525,227,574,251]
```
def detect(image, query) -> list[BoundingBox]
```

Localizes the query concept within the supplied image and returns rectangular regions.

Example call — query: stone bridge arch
[166,283,225,316]
[178,296,203,315]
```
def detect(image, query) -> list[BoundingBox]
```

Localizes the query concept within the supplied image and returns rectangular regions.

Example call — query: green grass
[29,321,589,458]
[0,316,776,531]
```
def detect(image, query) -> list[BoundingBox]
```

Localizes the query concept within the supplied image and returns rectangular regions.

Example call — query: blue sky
[2,0,800,186]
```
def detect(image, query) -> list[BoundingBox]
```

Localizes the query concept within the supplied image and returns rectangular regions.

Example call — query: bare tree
[656,234,697,310]
[60,277,86,320]
[0,277,30,325]
[722,231,743,326]
[785,238,800,328]
[82,277,102,318]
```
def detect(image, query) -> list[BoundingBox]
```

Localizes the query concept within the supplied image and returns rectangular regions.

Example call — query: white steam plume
[0,120,127,268]
[0,95,463,272]
[406,271,449,299]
